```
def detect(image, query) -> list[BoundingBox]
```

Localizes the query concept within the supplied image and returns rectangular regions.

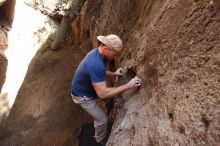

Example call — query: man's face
[103,45,118,60]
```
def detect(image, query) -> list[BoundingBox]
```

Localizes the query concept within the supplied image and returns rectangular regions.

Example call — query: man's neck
[98,47,109,62]
[98,46,104,58]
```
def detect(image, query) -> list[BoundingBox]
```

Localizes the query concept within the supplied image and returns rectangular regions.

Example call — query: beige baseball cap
[97,34,123,52]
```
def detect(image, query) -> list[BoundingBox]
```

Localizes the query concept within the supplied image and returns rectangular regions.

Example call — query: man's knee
[95,115,107,127]
[101,116,107,125]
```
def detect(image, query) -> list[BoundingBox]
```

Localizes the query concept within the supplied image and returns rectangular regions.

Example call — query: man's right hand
[115,68,124,76]
[127,76,142,89]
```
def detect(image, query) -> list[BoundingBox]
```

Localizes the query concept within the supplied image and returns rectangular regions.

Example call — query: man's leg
[79,100,107,143]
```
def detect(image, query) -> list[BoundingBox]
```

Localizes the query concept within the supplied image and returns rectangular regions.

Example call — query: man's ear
[102,45,108,53]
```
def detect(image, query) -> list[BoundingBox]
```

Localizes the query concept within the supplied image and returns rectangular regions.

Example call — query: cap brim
[97,35,114,50]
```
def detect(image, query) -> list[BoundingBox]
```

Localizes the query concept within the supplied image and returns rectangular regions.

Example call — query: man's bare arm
[92,76,141,99]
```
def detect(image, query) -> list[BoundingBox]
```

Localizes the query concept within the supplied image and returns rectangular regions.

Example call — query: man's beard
[103,57,115,62]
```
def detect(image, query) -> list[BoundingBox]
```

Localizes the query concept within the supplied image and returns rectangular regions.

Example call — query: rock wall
[0,0,15,127]
[0,0,16,93]
[0,0,219,146]
[102,0,220,145]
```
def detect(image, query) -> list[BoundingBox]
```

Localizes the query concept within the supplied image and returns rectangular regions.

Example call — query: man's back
[71,48,106,98]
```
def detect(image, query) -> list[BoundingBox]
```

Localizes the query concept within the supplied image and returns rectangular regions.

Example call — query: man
[71,34,142,146]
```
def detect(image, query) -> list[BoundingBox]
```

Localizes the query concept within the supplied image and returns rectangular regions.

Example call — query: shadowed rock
[50,0,85,50]
[0,0,15,93]
[50,9,81,50]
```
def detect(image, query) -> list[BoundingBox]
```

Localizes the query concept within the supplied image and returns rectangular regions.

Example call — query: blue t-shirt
[71,48,106,98]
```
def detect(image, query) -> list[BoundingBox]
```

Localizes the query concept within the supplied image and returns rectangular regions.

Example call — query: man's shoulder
[86,48,101,63]
[88,48,98,55]
[87,56,105,72]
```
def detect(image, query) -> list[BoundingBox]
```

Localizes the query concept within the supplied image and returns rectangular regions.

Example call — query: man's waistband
[71,92,93,104]
[71,91,78,96]
[71,91,94,99]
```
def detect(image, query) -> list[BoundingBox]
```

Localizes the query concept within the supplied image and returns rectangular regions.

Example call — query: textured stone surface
[0,0,16,29]
[0,29,7,50]
[103,0,220,146]
[0,54,7,93]
[50,0,85,50]
[0,0,219,146]
[24,0,86,50]
[24,0,83,20]
[0,0,15,93]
